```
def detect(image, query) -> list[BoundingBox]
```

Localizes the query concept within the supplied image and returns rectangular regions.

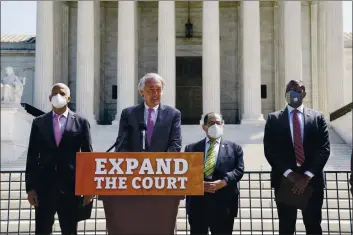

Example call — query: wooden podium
[76,152,204,235]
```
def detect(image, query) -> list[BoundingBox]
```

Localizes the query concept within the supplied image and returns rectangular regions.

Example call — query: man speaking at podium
[102,73,182,234]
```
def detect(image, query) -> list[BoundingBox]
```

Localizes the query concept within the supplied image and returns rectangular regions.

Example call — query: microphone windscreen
[139,122,147,131]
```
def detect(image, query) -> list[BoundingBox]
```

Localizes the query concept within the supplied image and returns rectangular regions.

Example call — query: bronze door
[176,57,202,124]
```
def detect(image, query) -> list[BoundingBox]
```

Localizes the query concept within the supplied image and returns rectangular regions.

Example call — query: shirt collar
[206,136,221,144]
[144,102,159,111]
[287,104,304,114]
[52,109,69,118]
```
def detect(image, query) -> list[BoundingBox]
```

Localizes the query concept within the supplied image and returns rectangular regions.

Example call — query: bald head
[52,83,70,97]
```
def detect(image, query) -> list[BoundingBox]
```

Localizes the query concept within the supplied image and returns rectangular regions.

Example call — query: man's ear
[67,96,71,103]
[302,91,307,99]
[48,95,52,102]
[202,125,207,132]
[139,90,144,97]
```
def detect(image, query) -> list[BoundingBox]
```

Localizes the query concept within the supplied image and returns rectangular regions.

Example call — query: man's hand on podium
[27,190,38,207]
[204,180,227,193]
[83,195,94,205]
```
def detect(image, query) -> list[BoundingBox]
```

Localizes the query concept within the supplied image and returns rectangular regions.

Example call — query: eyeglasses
[206,121,223,126]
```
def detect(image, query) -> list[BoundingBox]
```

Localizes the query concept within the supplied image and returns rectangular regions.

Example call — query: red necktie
[292,109,305,165]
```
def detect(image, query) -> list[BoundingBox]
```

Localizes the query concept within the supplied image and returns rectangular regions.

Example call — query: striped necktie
[205,139,217,177]
[292,109,305,165]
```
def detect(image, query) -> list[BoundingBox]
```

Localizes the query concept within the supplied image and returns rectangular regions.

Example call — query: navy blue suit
[25,110,93,235]
[118,102,182,152]
[185,138,244,235]
[102,102,182,235]
[263,106,330,235]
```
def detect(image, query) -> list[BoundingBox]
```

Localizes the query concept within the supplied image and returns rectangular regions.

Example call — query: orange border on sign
[75,152,204,196]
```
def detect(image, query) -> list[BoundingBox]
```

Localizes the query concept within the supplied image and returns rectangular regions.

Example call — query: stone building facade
[1,1,350,125]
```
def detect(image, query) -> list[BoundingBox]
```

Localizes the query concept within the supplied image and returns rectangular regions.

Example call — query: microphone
[139,122,147,152]
[106,126,131,152]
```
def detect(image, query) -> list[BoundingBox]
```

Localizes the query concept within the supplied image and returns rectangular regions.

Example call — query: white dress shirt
[144,103,159,125]
[283,104,314,178]
[204,137,221,179]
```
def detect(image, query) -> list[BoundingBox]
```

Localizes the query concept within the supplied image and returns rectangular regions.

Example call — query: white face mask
[51,94,67,108]
[207,124,223,139]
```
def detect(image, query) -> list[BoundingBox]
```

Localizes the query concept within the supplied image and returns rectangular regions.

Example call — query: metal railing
[1,170,352,235]
[329,102,353,122]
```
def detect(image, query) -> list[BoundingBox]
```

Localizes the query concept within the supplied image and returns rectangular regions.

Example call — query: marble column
[273,2,284,110]
[280,1,303,84]
[240,1,264,123]
[317,2,328,118]
[113,1,137,125]
[76,2,98,124]
[325,1,345,113]
[158,1,176,107]
[310,2,319,110]
[34,2,54,112]
[202,1,220,122]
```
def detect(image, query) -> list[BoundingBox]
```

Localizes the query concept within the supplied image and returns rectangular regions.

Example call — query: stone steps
[2,217,352,234]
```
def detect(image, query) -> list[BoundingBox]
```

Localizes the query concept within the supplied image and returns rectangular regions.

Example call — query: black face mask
[285,90,303,107]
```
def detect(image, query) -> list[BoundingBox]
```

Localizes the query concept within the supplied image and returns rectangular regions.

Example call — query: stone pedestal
[1,107,18,141]
[1,105,34,164]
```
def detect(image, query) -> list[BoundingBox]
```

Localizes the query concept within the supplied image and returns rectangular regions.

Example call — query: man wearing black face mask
[263,80,330,235]
[184,112,244,235]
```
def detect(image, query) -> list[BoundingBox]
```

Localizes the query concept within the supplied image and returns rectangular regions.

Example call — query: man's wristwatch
[222,179,228,186]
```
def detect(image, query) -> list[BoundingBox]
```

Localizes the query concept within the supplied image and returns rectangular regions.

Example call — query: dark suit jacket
[117,103,182,152]
[184,139,244,217]
[25,110,93,194]
[263,107,330,189]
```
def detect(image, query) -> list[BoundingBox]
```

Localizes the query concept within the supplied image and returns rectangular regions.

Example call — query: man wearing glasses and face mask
[184,112,244,235]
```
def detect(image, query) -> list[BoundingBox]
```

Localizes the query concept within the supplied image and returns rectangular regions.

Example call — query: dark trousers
[275,187,324,235]
[35,186,78,235]
[187,194,235,235]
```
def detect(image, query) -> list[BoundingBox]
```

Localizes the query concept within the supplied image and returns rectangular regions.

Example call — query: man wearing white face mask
[25,83,93,235]
[184,112,245,235]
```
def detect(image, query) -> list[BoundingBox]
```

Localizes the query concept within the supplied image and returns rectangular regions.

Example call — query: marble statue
[1,67,26,104]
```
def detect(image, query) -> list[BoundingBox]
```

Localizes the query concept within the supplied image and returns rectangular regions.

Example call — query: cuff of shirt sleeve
[304,171,314,178]
[283,169,292,177]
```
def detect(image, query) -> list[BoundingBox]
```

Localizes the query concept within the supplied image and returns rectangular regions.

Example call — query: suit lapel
[63,110,75,134]
[303,107,311,145]
[215,139,227,169]
[195,138,206,153]
[57,110,76,148]
[44,111,56,147]
[150,104,166,147]
[133,103,145,126]
[280,107,294,151]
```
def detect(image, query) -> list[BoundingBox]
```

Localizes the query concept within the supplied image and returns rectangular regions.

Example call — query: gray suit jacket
[117,103,182,152]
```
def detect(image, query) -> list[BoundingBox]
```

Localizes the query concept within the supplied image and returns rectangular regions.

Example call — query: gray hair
[52,83,71,97]
[137,73,165,90]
